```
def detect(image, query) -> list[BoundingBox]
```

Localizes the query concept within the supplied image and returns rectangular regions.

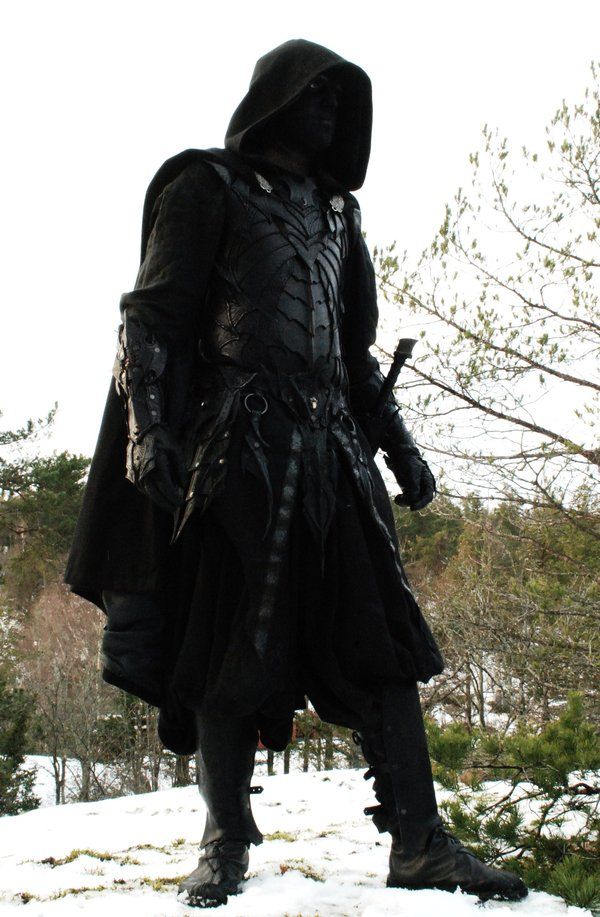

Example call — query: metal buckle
[244,392,268,415]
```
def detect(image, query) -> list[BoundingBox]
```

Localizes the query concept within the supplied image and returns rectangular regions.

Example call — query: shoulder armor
[204,159,234,187]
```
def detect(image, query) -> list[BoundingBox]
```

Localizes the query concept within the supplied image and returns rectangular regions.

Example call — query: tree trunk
[267,749,274,776]
[60,755,66,804]
[541,687,550,724]
[464,671,473,729]
[477,662,486,730]
[51,753,62,805]
[324,725,334,770]
[79,759,91,801]
[150,750,162,792]
[174,755,191,787]
[302,731,310,772]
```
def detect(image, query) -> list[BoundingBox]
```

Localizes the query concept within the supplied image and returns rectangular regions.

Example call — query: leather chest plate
[200,167,349,385]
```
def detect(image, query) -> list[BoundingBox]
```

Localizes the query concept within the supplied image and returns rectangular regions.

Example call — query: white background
[2,0,599,457]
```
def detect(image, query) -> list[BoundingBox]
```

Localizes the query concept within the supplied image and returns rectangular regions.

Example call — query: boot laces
[430,823,473,858]
[202,839,245,871]
[201,841,224,880]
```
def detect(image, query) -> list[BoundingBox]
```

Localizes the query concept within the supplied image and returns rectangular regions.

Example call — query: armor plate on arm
[113,315,168,484]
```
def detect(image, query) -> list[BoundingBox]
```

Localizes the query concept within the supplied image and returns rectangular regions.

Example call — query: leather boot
[388,821,528,901]
[178,712,263,909]
[355,683,528,902]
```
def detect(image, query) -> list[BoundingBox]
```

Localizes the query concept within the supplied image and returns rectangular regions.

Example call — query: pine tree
[0,666,39,815]
[426,693,600,911]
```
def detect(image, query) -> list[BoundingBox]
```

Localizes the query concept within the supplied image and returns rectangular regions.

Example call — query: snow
[0,768,592,916]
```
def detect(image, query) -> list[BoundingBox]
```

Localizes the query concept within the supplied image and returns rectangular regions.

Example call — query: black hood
[225,39,372,191]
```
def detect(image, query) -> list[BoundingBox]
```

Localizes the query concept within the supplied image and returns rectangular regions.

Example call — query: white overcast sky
[2,0,599,457]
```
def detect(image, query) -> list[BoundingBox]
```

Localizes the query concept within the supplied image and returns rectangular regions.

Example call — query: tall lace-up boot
[355,683,528,902]
[178,712,263,909]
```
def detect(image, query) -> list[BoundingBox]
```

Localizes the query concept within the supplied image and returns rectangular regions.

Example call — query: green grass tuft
[265,830,297,842]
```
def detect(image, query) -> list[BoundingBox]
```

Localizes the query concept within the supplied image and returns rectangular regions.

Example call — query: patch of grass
[31,875,187,902]
[50,885,108,900]
[140,874,187,892]
[64,849,114,864]
[279,859,324,882]
[265,830,296,842]
[43,848,141,867]
[125,841,187,855]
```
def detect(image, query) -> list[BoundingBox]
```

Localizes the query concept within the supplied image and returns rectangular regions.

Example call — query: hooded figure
[65,39,527,909]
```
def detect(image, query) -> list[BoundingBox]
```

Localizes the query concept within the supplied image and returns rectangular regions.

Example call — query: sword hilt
[374,338,417,416]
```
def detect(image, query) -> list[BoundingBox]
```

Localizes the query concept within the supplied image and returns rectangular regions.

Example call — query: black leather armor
[112,314,167,485]
[167,162,420,651]
[200,164,349,384]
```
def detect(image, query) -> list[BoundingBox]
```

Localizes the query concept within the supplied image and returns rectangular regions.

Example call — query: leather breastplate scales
[200,164,349,387]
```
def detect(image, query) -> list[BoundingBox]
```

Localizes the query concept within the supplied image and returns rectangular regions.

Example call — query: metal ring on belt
[244,392,268,415]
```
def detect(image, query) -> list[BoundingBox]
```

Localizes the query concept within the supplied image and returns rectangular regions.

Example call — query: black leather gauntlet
[113,316,185,511]
[350,370,436,512]
[380,411,436,512]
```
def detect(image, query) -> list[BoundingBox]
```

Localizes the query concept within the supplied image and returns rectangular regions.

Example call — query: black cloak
[65,37,373,608]
[65,39,443,750]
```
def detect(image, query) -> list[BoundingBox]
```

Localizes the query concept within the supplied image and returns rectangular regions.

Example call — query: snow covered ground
[0,768,592,916]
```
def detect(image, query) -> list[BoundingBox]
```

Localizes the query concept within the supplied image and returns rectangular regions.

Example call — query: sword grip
[374,338,417,417]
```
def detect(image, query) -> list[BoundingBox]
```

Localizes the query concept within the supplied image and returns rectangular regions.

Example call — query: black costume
[65,38,527,907]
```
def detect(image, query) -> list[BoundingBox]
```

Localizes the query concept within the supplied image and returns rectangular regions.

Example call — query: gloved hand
[128,424,187,513]
[347,370,436,509]
[381,414,436,512]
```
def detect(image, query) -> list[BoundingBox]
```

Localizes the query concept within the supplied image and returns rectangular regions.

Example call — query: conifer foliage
[427,694,600,911]
[0,667,39,815]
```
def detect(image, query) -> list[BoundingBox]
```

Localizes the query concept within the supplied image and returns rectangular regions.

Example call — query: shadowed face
[257,73,342,158]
